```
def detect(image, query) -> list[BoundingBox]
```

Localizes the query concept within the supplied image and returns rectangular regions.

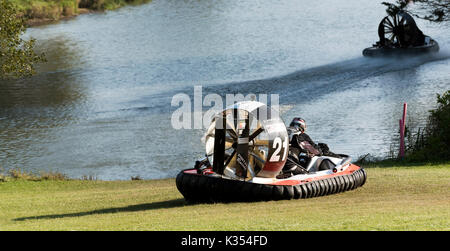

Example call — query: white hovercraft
[176,101,367,202]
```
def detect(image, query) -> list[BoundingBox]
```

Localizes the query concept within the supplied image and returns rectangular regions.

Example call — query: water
[0,0,449,180]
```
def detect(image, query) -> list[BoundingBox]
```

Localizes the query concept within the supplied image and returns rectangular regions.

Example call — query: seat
[318,158,336,171]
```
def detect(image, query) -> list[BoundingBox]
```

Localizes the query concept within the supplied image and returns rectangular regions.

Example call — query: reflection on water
[0,0,449,180]
[0,36,86,108]
[0,37,87,173]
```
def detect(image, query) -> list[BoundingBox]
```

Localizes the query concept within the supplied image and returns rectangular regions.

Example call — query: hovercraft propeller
[203,101,288,180]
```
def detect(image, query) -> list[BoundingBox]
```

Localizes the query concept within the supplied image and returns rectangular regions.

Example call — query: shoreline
[20,0,152,27]
[25,8,95,27]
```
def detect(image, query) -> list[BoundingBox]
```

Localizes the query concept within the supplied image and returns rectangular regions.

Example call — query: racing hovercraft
[363,11,439,57]
[176,101,366,202]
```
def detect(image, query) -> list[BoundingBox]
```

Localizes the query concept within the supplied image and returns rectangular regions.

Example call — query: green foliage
[414,0,449,22]
[79,0,151,11]
[14,0,153,19]
[382,0,409,16]
[382,0,450,22]
[422,90,450,158]
[0,0,45,79]
[6,0,152,25]
[78,0,105,10]
[405,90,450,161]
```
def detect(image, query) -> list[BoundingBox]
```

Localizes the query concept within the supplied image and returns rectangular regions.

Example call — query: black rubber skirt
[176,168,367,203]
[362,42,439,57]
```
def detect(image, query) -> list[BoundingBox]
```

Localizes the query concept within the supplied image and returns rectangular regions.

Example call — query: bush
[0,0,45,79]
[406,90,450,161]
[78,0,104,10]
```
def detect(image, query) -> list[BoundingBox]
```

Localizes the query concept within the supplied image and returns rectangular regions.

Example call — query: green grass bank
[11,0,151,26]
[0,163,449,230]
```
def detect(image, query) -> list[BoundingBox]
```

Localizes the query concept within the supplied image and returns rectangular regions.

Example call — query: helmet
[289,117,306,133]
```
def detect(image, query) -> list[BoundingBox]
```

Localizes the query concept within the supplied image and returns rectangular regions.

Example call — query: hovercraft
[363,11,439,57]
[176,101,367,202]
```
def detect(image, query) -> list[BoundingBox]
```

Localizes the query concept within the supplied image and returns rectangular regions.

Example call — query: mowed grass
[0,164,449,230]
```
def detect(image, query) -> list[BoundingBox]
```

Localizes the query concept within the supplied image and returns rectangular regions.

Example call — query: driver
[289,117,322,156]
[279,117,320,177]
[279,117,339,177]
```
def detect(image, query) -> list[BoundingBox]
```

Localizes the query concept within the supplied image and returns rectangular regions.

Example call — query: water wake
[204,51,450,104]
[118,51,450,116]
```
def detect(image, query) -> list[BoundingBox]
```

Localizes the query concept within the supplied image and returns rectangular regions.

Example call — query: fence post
[399,103,407,159]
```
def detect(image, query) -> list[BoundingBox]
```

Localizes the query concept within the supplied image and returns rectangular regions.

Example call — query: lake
[1,0,449,180]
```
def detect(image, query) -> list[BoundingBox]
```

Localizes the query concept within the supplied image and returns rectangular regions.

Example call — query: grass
[10,0,152,25]
[14,0,79,19]
[0,163,449,230]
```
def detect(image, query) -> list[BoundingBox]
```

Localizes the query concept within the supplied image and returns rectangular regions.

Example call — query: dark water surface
[1,0,449,179]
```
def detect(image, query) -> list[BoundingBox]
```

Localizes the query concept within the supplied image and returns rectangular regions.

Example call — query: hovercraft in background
[176,101,367,203]
[363,11,439,57]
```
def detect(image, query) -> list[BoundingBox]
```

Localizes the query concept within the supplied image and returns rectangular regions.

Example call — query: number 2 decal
[269,136,288,162]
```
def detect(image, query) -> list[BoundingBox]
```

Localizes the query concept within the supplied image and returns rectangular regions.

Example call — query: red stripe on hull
[270,164,361,186]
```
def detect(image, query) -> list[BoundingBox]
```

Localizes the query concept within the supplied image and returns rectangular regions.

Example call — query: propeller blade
[225,141,234,150]
[251,139,269,146]
[385,17,394,29]
[249,127,264,141]
[226,119,238,139]
[247,155,256,180]
[249,151,265,164]
[224,149,236,168]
